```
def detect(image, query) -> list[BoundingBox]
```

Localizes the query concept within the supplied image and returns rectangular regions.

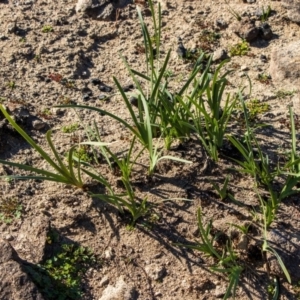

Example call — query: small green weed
[42,25,53,33]
[0,197,22,224]
[242,99,270,120]
[62,123,79,133]
[229,40,250,56]
[70,145,93,164]
[7,81,16,90]
[19,37,26,43]
[0,97,6,103]
[275,89,295,99]
[27,243,96,300]
[257,73,271,84]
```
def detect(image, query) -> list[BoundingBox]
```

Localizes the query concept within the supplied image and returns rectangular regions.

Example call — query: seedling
[42,25,53,33]
[229,40,250,56]
[211,176,230,200]
[62,123,78,133]
[225,1,242,21]
[176,208,243,299]
[260,5,272,22]
[0,105,85,188]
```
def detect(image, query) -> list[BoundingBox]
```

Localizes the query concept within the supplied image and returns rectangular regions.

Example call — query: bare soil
[0,0,300,299]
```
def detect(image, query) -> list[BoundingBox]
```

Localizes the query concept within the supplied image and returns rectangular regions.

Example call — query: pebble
[32,119,46,130]
[5,234,14,241]
[99,275,110,287]
[215,18,228,29]
[90,78,101,85]
[212,48,228,62]
[129,96,138,107]
[104,247,114,260]
[215,285,228,298]
[98,94,108,101]
[240,65,249,71]
[236,234,248,250]
[145,264,166,281]
[82,93,90,101]
[99,85,112,93]
[259,22,273,40]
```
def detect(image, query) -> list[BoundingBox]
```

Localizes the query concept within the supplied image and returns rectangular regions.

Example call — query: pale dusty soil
[0,0,300,299]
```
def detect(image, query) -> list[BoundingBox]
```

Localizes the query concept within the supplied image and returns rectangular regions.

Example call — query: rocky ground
[0,0,300,299]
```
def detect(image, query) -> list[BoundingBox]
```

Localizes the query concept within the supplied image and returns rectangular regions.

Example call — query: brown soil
[0,0,300,299]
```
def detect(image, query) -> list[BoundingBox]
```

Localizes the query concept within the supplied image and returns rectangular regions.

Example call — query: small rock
[241,65,249,71]
[259,22,273,40]
[215,285,228,298]
[5,234,14,241]
[0,239,44,300]
[282,0,300,24]
[145,264,166,281]
[99,94,108,101]
[99,276,136,300]
[215,18,228,29]
[232,17,259,42]
[236,234,248,250]
[75,0,92,13]
[82,93,90,101]
[90,78,101,85]
[260,54,267,63]
[269,40,300,89]
[0,35,8,41]
[99,275,110,287]
[99,84,112,93]
[129,96,138,107]
[32,119,46,130]
[97,65,105,72]
[7,22,17,34]
[122,84,134,92]
[104,247,114,260]
[212,48,228,62]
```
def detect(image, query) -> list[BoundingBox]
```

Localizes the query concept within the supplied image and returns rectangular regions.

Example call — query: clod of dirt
[282,0,300,23]
[232,17,259,42]
[99,276,136,300]
[12,214,50,264]
[267,228,300,281]
[0,239,44,300]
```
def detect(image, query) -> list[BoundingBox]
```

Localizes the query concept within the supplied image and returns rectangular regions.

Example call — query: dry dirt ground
[0,0,300,299]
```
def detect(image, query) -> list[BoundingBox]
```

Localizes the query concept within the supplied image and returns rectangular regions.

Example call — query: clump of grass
[260,5,272,22]
[229,40,250,56]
